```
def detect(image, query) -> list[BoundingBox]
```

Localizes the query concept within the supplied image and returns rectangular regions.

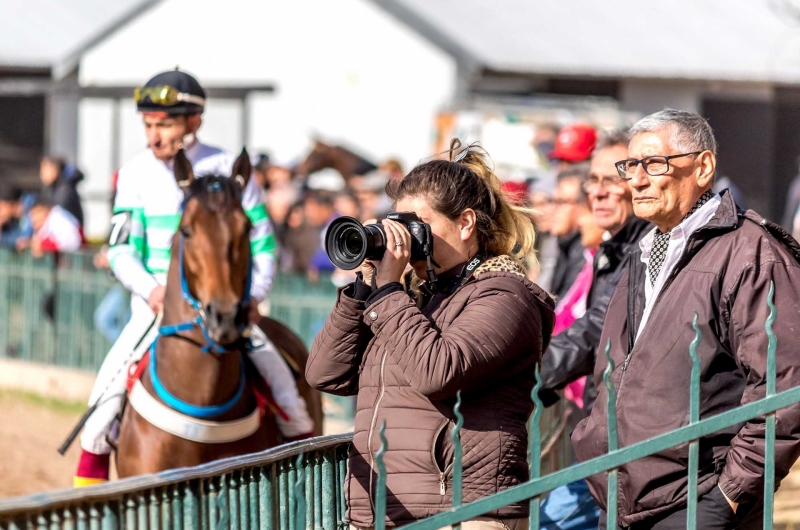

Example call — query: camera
[324,212,433,270]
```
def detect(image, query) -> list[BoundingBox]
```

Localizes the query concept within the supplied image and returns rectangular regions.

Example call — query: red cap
[551,124,598,162]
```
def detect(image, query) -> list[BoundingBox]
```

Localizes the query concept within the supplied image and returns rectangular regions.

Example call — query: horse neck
[323,147,364,180]
[155,256,245,408]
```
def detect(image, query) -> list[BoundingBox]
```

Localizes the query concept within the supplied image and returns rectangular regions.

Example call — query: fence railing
[0,434,352,530]
[0,249,339,372]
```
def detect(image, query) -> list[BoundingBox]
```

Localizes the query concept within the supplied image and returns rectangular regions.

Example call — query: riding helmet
[135,68,206,115]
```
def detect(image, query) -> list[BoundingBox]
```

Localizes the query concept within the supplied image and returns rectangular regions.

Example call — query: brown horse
[116,149,321,477]
[294,140,377,183]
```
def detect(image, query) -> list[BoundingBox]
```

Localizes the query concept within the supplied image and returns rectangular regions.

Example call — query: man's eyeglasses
[614,151,702,180]
[583,174,627,193]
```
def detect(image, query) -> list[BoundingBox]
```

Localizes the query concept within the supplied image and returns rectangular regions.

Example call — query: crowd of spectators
[0,155,84,257]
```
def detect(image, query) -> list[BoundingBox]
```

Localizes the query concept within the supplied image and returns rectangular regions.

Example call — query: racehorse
[294,140,377,184]
[116,149,322,477]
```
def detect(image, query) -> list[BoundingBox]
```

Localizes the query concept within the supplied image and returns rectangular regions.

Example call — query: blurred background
[2,0,800,518]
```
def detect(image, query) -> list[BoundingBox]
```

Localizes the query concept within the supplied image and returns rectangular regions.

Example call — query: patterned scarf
[648,190,714,287]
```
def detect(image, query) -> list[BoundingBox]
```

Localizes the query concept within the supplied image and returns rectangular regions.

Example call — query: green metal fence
[0,249,338,372]
[0,435,352,530]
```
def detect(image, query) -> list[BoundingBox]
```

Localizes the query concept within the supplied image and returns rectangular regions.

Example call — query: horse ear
[232,147,252,189]
[174,149,194,189]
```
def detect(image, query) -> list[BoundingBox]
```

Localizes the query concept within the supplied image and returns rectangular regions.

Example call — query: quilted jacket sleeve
[306,284,371,396]
[719,257,800,505]
[363,275,550,400]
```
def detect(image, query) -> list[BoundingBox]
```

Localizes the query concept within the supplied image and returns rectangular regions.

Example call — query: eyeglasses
[582,174,627,193]
[614,151,702,180]
[133,85,206,107]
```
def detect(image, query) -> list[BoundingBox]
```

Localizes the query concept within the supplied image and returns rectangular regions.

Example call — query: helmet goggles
[134,85,206,107]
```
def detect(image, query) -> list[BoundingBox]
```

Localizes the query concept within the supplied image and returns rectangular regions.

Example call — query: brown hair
[387,139,537,270]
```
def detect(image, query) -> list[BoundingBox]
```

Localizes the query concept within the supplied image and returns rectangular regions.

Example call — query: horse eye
[179,225,192,238]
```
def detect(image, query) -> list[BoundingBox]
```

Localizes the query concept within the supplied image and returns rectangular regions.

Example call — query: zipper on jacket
[367,349,389,517]
[431,420,453,496]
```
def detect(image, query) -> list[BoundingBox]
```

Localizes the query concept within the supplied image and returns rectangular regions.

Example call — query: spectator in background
[550,164,591,300]
[93,246,132,343]
[334,191,361,220]
[378,158,404,180]
[0,185,35,251]
[551,123,598,173]
[533,123,559,162]
[39,155,84,226]
[529,181,557,289]
[352,169,391,221]
[23,198,84,257]
[305,191,338,278]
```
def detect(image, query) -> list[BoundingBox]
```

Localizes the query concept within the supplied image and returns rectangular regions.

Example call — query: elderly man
[538,130,651,530]
[572,109,800,529]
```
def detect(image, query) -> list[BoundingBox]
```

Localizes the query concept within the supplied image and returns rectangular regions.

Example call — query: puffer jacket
[572,191,800,526]
[307,255,555,527]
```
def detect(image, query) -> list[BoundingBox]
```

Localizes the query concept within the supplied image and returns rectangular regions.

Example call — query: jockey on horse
[74,69,314,487]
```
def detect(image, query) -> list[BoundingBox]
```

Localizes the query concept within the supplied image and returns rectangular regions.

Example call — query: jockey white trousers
[80,295,314,455]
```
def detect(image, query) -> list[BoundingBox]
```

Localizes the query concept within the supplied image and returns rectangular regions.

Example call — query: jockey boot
[74,449,110,487]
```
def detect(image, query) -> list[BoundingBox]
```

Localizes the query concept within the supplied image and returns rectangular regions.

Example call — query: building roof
[378,0,800,83]
[0,0,159,77]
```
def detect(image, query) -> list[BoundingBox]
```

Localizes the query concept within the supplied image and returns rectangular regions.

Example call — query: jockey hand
[148,285,166,313]
[374,219,411,288]
[248,299,261,324]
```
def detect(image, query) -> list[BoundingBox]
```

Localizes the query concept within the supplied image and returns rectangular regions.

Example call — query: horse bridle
[158,233,253,354]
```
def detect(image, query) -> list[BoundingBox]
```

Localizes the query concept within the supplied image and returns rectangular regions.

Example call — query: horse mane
[183,175,243,212]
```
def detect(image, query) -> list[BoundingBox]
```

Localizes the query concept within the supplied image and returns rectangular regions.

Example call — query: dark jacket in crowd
[41,170,83,225]
[782,172,800,234]
[306,255,555,527]
[550,231,586,300]
[572,191,800,526]
[539,216,652,413]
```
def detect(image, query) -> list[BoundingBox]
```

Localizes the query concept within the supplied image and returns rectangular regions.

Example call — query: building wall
[76,0,456,238]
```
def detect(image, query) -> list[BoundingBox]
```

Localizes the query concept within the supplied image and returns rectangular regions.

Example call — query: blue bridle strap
[148,338,246,419]
[148,232,254,419]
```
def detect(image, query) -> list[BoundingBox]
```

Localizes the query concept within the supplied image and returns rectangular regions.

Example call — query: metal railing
[0,435,352,530]
[0,249,338,371]
[361,282,796,530]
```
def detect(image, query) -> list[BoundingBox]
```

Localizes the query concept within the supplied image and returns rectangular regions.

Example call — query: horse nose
[204,301,241,344]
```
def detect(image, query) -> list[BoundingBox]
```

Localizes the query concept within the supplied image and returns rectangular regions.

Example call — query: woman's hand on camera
[375,219,411,287]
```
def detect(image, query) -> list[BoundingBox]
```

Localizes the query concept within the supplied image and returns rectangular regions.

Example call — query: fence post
[603,340,618,529]
[375,421,388,530]
[686,312,702,529]
[293,453,306,530]
[764,281,777,530]
[529,365,543,530]
[451,391,464,530]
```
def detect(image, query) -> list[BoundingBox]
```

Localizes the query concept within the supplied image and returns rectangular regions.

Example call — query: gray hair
[594,129,630,152]
[629,109,717,155]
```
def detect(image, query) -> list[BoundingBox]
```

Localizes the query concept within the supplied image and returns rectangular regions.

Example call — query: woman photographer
[306,141,555,530]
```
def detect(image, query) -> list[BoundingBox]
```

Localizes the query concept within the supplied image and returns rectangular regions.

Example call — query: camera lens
[343,229,363,255]
[325,217,386,270]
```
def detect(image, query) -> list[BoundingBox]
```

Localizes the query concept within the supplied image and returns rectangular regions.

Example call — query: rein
[149,233,254,419]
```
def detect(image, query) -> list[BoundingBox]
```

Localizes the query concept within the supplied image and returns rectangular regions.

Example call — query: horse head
[293,140,333,179]
[172,148,253,347]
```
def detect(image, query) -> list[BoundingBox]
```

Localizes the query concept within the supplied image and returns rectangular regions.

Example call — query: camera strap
[429,253,486,294]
